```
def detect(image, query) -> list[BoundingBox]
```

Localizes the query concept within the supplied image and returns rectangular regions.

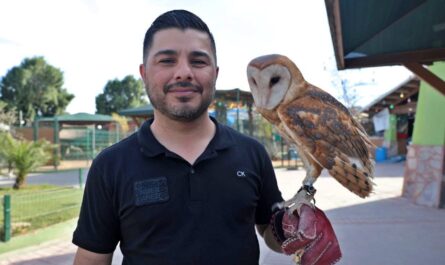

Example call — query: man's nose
[174,60,193,81]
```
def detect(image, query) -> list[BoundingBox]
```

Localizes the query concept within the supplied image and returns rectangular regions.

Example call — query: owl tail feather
[328,157,374,198]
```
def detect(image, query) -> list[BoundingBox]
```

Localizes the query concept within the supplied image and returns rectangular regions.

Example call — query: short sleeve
[255,147,283,225]
[72,158,120,253]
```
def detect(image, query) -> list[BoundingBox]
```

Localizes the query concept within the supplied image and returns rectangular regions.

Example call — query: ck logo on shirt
[236,170,246,178]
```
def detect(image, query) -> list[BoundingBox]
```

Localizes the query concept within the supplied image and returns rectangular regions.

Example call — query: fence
[59,127,132,161]
[212,110,299,165]
[12,114,294,164]
[1,186,83,242]
[13,125,134,162]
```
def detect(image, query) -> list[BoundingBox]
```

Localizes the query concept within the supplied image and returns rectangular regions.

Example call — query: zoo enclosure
[13,113,133,163]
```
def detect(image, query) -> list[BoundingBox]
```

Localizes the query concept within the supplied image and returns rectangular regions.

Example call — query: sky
[0,0,412,114]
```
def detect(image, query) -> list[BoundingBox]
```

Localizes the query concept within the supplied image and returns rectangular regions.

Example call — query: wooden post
[404,63,445,96]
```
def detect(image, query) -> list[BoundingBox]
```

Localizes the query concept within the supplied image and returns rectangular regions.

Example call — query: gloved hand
[271,205,342,265]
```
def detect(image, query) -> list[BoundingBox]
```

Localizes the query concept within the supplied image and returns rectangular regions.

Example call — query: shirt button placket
[189,166,205,202]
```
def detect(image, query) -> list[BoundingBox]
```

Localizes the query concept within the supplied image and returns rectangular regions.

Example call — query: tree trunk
[13,173,26,189]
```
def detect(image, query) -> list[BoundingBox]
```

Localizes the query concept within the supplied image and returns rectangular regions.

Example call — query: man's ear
[139,64,146,80]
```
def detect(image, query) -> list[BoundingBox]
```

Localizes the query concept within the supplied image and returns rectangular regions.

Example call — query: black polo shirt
[73,117,283,265]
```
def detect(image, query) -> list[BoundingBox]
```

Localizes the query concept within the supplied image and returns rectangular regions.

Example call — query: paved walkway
[1,162,445,265]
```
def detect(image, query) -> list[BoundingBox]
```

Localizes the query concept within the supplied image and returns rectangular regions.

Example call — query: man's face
[139,28,219,122]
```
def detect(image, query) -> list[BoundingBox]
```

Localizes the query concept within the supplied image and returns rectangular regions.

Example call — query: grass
[0,218,77,255]
[0,185,83,239]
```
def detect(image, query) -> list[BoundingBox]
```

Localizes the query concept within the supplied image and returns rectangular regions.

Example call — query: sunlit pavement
[1,162,445,265]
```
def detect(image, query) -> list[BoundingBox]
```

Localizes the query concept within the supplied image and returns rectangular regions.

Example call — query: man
[73,9,340,265]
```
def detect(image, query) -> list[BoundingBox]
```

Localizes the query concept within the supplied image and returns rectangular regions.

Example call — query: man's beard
[147,82,214,122]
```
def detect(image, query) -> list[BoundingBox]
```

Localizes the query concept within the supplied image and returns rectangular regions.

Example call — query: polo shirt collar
[137,116,235,158]
[137,119,165,157]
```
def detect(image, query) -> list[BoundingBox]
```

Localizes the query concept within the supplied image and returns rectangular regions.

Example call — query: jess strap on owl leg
[271,205,342,265]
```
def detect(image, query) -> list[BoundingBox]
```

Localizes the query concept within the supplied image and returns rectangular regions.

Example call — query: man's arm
[73,247,113,265]
[256,224,282,253]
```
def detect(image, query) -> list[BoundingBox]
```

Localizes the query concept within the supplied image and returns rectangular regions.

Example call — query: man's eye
[191,60,207,66]
[159,58,175,64]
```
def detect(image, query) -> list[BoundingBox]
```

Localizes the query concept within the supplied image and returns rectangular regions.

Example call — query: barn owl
[247,54,375,214]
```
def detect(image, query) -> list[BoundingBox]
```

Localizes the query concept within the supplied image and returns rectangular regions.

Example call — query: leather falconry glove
[271,204,342,265]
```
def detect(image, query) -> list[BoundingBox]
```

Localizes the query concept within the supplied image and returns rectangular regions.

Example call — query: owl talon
[272,201,285,211]
[300,185,316,196]
[285,185,317,216]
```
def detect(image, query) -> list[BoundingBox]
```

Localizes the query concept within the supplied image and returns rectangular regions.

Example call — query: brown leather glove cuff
[270,209,287,244]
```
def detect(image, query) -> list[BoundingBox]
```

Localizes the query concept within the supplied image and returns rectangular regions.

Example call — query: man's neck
[150,111,216,164]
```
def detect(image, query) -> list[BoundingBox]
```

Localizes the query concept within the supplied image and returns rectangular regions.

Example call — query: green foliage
[0,135,54,189]
[112,112,129,133]
[0,100,17,126]
[96,75,147,115]
[0,57,74,124]
[252,114,279,158]
[0,132,15,171]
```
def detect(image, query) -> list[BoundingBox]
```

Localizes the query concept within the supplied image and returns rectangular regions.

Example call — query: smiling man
[71,9,303,265]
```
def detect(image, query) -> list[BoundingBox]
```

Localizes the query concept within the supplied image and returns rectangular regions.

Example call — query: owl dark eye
[251,78,257,86]
[270,76,280,87]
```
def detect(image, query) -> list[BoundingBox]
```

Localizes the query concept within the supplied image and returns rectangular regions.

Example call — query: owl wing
[277,86,374,197]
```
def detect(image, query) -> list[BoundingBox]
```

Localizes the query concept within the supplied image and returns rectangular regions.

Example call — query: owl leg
[301,154,321,187]
[274,154,322,215]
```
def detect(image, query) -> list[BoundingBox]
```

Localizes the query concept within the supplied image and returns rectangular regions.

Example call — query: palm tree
[4,137,53,189]
[0,132,15,175]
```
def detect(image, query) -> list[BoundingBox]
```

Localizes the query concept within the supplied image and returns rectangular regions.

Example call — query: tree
[96,75,147,115]
[0,103,17,174]
[1,135,54,189]
[339,79,360,117]
[111,113,130,134]
[0,57,74,124]
[323,56,377,119]
[0,132,14,173]
[0,100,17,127]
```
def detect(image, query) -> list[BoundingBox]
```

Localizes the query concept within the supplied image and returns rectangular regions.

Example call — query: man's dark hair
[142,9,217,65]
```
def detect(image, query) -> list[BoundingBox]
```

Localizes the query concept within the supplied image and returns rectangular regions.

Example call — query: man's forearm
[256,224,282,253]
[73,247,113,265]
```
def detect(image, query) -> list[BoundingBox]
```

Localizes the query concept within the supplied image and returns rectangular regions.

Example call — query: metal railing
[1,186,83,241]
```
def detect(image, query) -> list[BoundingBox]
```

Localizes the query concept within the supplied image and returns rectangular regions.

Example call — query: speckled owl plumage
[247,54,375,213]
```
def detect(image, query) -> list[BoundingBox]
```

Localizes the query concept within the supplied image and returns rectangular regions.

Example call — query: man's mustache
[163,82,203,94]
